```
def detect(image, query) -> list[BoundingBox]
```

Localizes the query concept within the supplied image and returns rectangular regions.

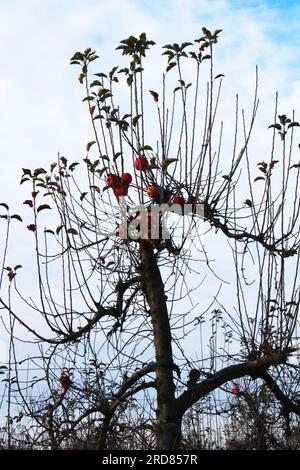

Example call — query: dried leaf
[289,163,300,169]
[34,168,47,177]
[0,203,9,211]
[37,204,51,213]
[80,192,88,201]
[166,62,176,72]
[23,200,33,208]
[254,176,265,183]
[149,90,159,102]
[269,160,279,169]
[11,214,23,222]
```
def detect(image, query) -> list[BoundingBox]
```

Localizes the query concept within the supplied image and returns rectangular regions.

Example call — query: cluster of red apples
[105,156,185,208]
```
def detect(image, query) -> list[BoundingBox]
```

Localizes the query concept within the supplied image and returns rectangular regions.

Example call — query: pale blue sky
[1,0,300,425]
[0,1,299,178]
[1,0,300,339]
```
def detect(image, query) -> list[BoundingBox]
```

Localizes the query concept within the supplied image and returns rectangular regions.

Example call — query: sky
[0,0,300,192]
[0,0,300,430]
[0,1,298,314]
[0,0,300,386]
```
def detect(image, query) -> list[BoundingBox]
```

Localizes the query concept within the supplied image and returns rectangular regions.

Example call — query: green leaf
[140,145,153,152]
[69,162,80,171]
[254,176,266,182]
[181,42,193,49]
[268,123,281,130]
[98,167,108,177]
[67,228,78,235]
[88,161,99,173]
[162,44,175,50]
[113,152,122,161]
[88,54,99,62]
[109,66,118,79]
[56,225,64,236]
[126,76,133,86]
[132,114,142,127]
[82,96,95,102]
[288,122,300,129]
[163,158,177,168]
[70,52,84,61]
[44,229,55,235]
[0,203,9,211]
[94,72,107,78]
[90,80,102,87]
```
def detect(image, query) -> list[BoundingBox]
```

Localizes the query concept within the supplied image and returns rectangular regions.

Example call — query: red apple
[172,196,185,207]
[106,174,121,188]
[134,156,148,171]
[121,173,132,185]
[147,185,157,198]
[232,385,240,397]
[114,185,128,197]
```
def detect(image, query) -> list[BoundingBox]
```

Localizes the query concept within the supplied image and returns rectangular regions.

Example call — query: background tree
[1,28,300,450]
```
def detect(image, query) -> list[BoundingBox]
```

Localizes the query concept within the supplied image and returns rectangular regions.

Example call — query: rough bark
[138,242,299,449]
[96,414,112,450]
[139,240,181,449]
[176,352,295,416]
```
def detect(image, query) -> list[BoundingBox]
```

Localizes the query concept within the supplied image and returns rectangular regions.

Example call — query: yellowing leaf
[86,141,96,152]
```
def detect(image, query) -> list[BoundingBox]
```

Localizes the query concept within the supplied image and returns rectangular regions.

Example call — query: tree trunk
[139,241,181,449]
[96,414,111,450]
